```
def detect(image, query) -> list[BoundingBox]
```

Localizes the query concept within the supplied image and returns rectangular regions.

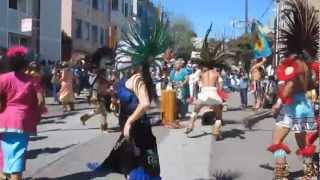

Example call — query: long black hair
[141,63,157,103]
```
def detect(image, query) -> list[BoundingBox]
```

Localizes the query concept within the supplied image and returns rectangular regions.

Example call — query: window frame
[9,0,18,10]
[91,25,98,43]
[75,19,83,39]
[112,0,118,11]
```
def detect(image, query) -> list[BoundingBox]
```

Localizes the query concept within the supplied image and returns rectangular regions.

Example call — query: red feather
[296,145,316,157]
[267,144,291,154]
[276,58,300,81]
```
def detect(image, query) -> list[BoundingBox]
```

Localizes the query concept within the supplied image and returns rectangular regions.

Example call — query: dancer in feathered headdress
[80,47,117,132]
[268,0,319,179]
[185,24,230,141]
[86,20,169,179]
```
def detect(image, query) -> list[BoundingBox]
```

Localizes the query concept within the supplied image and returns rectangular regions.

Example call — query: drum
[160,90,177,125]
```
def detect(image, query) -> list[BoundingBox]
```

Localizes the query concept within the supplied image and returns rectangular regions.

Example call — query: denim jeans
[177,98,188,119]
[52,84,60,102]
[239,88,248,107]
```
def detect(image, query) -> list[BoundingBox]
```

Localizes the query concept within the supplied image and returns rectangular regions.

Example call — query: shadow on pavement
[41,112,79,120]
[242,110,272,130]
[39,120,67,125]
[72,107,95,112]
[187,129,246,140]
[226,107,242,112]
[38,127,100,133]
[221,129,246,140]
[30,171,110,180]
[207,170,241,180]
[259,163,304,179]
[26,144,76,159]
[187,132,211,139]
[29,136,48,141]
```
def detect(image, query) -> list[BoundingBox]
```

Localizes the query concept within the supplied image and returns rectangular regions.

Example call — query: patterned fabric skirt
[276,93,317,133]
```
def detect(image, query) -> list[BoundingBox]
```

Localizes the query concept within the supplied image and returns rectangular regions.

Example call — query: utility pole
[275,0,281,67]
[31,0,40,59]
[245,0,249,33]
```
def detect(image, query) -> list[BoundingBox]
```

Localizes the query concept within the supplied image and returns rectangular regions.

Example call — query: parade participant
[86,20,168,179]
[51,63,61,104]
[26,61,47,114]
[268,1,318,179]
[87,66,98,105]
[239,69,249,109]
[169,58,189,122]
[185,65,224,141]
[250,57,266,111]
[0,46,44,180]
[80,69,114,132]
[59,62,75,112]
[188,65,201,103]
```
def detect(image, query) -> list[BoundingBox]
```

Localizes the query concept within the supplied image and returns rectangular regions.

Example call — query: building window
[112,0,118,11]
[92,0,98,9]
[75,19,83,39]
[20,0,27,13]
[124,3,128,17]
[92,25,98,43]
[85,22,90,40]
[100,0,105,12]
[121,0,125,14]
[9,0,18,10]
[8,33,20,46]
[100,28,105,45]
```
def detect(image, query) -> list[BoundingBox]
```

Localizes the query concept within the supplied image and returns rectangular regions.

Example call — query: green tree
[168,17,196,60]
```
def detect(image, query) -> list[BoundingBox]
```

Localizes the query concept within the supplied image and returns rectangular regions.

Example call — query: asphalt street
[23,93,318,180]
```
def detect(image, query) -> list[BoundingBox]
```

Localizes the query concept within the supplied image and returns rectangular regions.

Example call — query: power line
[259,0,274,20]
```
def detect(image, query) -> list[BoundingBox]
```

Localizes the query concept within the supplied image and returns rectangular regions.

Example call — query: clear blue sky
[151,0,276,38]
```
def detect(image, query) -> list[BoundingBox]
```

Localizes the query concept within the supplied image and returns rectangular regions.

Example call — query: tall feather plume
[196,24,234,69]
[279,0,319,59]
[117,19,170,101]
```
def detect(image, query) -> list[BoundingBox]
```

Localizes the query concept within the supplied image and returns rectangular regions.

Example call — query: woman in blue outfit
[93,69,161,179]
[87,20,168,180]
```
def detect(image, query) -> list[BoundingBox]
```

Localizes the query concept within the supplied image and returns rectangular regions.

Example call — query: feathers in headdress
[279,0,319,59]
[195,24,234,68]
[117,19,170,70]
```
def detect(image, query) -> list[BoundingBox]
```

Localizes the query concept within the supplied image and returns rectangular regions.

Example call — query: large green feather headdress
[116,20,170,70]
[279,0,319,59]
[195,23,235,69]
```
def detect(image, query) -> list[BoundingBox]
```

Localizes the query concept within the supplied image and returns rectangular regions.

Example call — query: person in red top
[0,46,43,180]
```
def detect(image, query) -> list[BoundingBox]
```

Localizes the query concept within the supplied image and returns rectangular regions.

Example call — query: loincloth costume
[196,87,223,106]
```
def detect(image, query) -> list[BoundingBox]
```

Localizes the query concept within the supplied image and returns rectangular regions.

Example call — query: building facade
[0,0,62,61]
[109,0,134,47]
[61,0,111,57]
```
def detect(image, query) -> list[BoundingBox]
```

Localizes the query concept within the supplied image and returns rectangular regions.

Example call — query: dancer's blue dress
[97,78,161,178]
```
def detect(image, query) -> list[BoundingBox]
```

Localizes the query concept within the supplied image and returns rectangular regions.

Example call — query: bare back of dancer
[200,68,219,88]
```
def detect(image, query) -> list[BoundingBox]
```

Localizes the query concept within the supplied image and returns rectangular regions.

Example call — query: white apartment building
[0,0,62,61]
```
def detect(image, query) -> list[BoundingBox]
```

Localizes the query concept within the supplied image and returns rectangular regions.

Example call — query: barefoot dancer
[270,57,318,179]
[80,69,114,132]
[267,1,319,179]
[186,65,224,140]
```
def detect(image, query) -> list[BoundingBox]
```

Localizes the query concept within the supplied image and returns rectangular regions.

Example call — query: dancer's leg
[295,132,318,179]
[185,103,204,134]
[269,126,290,179]
[212,104,223,140]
